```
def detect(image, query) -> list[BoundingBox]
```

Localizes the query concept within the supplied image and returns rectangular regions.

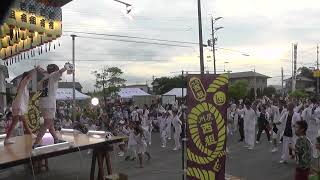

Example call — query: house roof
[58,82,83,89]
[163,88,187,98]
[118,88,150,98]
[284,76,315,82]
[229,71,270,79]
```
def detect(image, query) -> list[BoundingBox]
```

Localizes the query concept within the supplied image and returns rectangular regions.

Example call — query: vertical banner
[292,43,298,92]
[186,74,228,180]
[26,92,42,133]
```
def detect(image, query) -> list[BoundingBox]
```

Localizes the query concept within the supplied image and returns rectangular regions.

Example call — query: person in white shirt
[172,110,182,151]
[243,101,258,150]
[276,102,301,164]
[159,112,168,148]
[165,110,173,140]
[4,68,38,144]
[302,98,320,158]
[266,101,281,153]
[142,104,152,145]
[33,64,68,148]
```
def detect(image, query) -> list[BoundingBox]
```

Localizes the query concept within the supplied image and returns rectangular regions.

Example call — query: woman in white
[143,104,152,145]
[159,112,167,148]
[166,110,173,140]
[134,125,151,168]
[243,102,258,150]
[4,68,38,144]
[125,121,137,161]
[172,110,182,151]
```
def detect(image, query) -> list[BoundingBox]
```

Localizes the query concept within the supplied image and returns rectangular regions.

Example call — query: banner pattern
[187,74,228,180]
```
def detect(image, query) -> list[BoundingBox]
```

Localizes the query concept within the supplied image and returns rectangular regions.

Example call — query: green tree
[152,75,187,95]
[92,66,126,106]
[289,90,308,99]
[263,86,276,97]
[228,80,248,101]
[298,66,313,79]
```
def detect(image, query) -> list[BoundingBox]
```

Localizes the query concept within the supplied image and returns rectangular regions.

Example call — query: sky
[5,0,320,92]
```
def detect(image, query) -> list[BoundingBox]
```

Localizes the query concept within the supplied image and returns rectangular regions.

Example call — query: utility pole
[197,0,205,75]
[254,68,257,99]
[71,34,76,123]
[281,67,284,97]
[317,45,319,95]
[212,17,216,74]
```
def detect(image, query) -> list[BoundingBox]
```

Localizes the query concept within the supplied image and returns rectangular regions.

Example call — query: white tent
[118,88,150,98]
[56,88,91,101]
[163,88,187,98]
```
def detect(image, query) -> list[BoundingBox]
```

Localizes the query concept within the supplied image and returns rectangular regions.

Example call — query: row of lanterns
[0,0,63,64]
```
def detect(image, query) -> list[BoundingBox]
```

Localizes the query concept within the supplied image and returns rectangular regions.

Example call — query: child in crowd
[289,120,312,180]
[125,121,137,161]
[134,125,151,168]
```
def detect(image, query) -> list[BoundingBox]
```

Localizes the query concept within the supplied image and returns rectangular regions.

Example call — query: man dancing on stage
[33,63,68,149]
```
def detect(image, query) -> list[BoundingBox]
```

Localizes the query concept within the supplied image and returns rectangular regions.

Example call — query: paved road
[0,132,297,180]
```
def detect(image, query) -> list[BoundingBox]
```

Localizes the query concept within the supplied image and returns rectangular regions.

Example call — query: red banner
[186,74,228,180]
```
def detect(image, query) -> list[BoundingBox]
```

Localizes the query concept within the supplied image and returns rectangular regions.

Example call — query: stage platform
[0,133,126,180]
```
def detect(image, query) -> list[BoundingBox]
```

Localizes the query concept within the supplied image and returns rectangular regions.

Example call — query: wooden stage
[0,133,126,180]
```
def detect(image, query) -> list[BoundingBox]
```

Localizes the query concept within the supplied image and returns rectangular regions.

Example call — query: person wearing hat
[33,63,69,148]
[4,67,38,144]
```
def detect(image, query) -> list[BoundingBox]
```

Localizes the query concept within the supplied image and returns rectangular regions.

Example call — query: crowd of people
[227,96,320,180]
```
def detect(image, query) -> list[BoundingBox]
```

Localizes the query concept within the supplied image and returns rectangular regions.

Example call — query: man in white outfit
[33,64,68,148]
[302,98,320,158]
[277,103,301,164]
[243,101,258,150]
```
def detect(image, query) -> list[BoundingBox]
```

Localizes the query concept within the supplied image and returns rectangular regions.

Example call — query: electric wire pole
[71,34,76,123]
[197,0,205,75]
[317,45,319,94]
[281,67,284,98]
[212,17,216,74]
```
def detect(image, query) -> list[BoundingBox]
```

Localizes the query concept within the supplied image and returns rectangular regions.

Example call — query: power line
[72,35,194,48]
[25,58,170,62]
[63,30,198,45]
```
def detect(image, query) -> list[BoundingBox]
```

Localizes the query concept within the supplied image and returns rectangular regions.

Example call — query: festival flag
[186,74,228,180]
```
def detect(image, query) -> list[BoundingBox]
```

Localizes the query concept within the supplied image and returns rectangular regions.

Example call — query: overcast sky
[6,0,320,92]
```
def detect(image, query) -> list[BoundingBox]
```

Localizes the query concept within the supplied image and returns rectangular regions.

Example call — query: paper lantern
[53,21,62,38]
[1,36,9,48]
[24,37,32,50]
[31,32,40,47]
[5,10,17,29]
[17,40,24,52]
[0,26,6,38]
[16,11,29,31]
[5,46,12,58]
[28,4,37,33]
[0,48,5,60]
[9,28,19,46]
[2,24,10,36]
[19,29,28,40]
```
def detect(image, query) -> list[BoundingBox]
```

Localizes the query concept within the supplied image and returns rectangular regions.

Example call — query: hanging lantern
[0,26,6,39]
[2,23,10,36]
[5,10,17,29]
[36,4,46,35]
[1,36,9,48]
[9,28,19,46]
[16,11,29,31]
[19,29,28,40]
[28,4,37,33]
[24,37,31,51]
[0,48,5,60]
[5,46,12,58]
[31,32,40,48]
[17,40,24,52]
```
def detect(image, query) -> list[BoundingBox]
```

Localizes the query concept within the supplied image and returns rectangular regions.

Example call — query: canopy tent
[118,88,150,99]
[163,88,187,98]
[56,88,91,101]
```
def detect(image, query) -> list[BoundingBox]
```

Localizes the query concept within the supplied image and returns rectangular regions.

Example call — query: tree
[228,80,248,101]
[298,66,313,79]
[263,86,276,97]
[152,75,187,95]
[92,66,126,106]
[289,90,308,99]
